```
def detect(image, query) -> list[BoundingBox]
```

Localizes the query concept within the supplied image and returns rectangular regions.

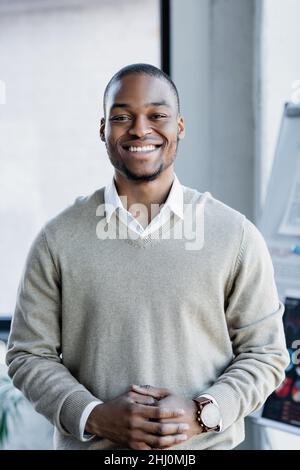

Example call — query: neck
[114,167,175,225]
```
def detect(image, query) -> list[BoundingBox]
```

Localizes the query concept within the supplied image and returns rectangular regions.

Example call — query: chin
[123,164,164,182]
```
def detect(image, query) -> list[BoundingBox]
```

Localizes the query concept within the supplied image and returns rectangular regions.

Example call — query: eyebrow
[110,100,171,111]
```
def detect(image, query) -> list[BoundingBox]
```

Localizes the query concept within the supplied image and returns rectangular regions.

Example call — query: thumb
[131,384,171,399]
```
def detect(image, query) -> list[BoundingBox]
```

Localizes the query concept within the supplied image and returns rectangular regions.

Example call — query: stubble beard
[121,162,165,182]
[107,137,179,183]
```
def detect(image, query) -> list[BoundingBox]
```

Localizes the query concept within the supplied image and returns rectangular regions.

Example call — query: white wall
[0,0,160,314]
[256,0,300,218]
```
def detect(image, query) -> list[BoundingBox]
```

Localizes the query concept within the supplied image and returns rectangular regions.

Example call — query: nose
[128,115,152,138]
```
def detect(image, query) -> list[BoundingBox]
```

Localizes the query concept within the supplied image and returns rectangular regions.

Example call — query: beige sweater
[6,185,289,449]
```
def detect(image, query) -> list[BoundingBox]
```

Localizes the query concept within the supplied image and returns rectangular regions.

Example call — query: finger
[154,416,181,425]
[129,429,188,449]
[129,440,152,450]
[137,403,185,420]
[147,433,188,448]
[137,419,190,436]
[131,384,170,399]
[129,391,157,406]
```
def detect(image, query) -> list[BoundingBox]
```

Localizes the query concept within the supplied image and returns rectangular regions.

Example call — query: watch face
[201,403,221,428]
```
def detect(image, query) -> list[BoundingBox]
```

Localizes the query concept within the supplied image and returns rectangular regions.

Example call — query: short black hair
[103,63,180,117]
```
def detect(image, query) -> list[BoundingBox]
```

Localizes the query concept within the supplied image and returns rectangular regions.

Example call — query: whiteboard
[257,103,300,435]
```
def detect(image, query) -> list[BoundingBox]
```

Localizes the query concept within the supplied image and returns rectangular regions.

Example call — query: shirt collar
[104,178,123,223]
[104,174,184,223]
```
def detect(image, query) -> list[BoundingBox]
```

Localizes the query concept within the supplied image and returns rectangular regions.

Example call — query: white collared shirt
[104,173,184,238]
[77,174,221,441]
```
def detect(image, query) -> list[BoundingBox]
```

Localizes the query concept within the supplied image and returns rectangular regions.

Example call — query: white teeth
[128,145,156,152]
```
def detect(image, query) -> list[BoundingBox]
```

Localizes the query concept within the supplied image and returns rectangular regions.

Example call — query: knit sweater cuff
[201,383,241,431]
[59,390,101,441]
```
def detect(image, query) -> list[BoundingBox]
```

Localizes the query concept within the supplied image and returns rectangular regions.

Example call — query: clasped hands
[85,383,202,450]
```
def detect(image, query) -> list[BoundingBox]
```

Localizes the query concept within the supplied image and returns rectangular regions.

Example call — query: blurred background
[0,0,300,450]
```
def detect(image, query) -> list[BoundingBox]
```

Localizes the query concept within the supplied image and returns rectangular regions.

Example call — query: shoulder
[42,187,105,244]
[183,185,245,231]
[182,184,268,253]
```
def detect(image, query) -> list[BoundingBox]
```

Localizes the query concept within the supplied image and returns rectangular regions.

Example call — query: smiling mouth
[122,144,162,154]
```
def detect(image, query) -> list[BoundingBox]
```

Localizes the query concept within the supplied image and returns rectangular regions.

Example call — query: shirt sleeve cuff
[79,400,104,442]
[195,393,223,432]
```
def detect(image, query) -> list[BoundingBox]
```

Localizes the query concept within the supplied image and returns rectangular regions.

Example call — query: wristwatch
[193,397,221,432]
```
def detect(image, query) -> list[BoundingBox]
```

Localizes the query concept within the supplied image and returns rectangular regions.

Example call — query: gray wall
[171,0,256,220]
[171,0,300,450]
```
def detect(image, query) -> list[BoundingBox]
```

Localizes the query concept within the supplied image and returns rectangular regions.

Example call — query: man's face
[100,74,185,181]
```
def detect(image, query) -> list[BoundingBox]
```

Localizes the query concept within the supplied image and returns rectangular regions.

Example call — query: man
[6,63,289,450]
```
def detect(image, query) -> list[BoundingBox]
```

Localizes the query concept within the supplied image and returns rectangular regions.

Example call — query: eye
[110,115,131,122]
[152,113,168,119]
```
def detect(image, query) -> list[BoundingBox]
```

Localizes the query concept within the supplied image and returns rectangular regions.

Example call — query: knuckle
[157,424,165,436]
[128,403,138,416]
[127,419,134,430]
[128,428,138,440]
[157,436,167,447]
[125,395,134,406]
[127,417,138,430]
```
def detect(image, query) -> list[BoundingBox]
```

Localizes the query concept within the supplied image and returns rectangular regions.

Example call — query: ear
[100,117,106,142]
[177,115,185,140]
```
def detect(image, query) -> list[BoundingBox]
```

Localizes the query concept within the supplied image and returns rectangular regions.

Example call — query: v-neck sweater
[6,185,289,449]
